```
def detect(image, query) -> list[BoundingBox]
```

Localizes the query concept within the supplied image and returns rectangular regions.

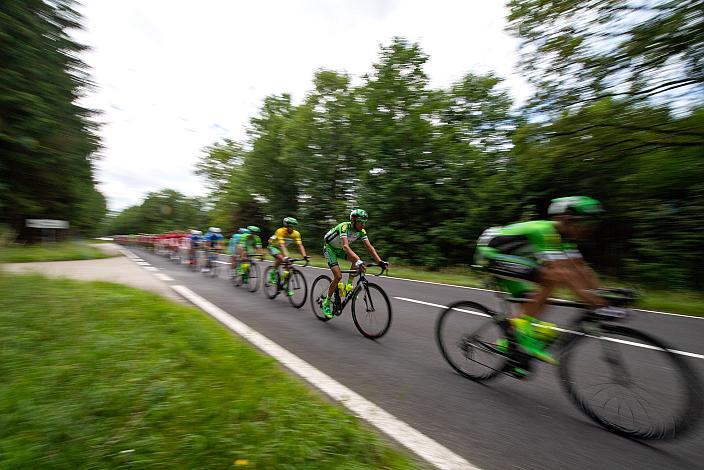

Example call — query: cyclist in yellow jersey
[267,217,309,295]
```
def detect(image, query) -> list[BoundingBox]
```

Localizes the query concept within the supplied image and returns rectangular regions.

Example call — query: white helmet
[211,227,221,233]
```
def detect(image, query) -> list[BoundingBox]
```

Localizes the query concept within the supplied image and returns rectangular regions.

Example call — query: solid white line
[394,296,704,360]
[172,285,479,470]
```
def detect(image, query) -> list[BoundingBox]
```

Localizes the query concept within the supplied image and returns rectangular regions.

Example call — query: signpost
[25,219,70,242]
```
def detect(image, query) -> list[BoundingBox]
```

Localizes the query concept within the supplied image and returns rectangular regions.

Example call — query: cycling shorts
[323,244,347,268]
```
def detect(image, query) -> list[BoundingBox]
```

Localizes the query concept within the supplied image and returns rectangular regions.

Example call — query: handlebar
[340,261,388,276]
[283,257,310,267]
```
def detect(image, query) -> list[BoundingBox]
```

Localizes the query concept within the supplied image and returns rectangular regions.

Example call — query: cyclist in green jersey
[236,226,264,274]
[476,196,620,365]
[321,209,389,318]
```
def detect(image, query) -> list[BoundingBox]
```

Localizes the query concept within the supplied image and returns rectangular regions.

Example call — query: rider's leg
[327,265,342,299]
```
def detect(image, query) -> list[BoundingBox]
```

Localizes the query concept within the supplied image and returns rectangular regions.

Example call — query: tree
[0,0,105,239]
[508,0,704,113]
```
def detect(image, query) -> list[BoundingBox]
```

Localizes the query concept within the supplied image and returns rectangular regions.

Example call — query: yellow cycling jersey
[268,227,303,248]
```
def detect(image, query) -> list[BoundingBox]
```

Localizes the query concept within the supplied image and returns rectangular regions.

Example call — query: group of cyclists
[170,195,620,371]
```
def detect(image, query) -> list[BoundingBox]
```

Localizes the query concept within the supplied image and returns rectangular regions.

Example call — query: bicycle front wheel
[286,268,308,308]
[310,275,333,322]
[246,262,260,292]
[351,282,392,339]
[435,301,507,382]
[263,266,279,299]
[560,323,703,440]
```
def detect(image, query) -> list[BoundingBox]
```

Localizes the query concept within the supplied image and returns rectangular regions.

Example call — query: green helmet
[247,225,261,233]
[548,196,603,217]
[349,208,368,222]
[283,217,298,227]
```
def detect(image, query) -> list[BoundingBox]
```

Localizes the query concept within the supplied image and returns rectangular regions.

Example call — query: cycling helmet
[238,227,247,234]
[190,229,200,235]
[247,225,261,233]
[283,217,298,227]
[548,196,603,217]
[349,208,368,222]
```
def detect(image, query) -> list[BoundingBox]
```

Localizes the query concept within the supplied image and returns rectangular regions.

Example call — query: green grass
[0,242,113,263]
[305,254,703,317]
[0,273,417,469]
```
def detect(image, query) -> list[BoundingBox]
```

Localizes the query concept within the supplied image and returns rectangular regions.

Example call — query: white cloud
[73,0,530,211]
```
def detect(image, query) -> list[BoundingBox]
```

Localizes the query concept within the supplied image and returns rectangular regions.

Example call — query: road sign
[25,219,70,229]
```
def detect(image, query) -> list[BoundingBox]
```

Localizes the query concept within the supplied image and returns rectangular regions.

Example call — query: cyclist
[320,209,388,318]
[475,196,620,366]
[267,217,310,296]
[202,227,224,273]
[228,228,248,276]
[187,229,202,267]
[236,225,264,276]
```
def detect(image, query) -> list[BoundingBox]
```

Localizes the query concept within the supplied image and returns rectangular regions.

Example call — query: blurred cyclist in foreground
[475,196,622,365]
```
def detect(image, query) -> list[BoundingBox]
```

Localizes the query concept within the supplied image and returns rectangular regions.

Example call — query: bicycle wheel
[263,266,279,299]
[310,275,333,322]
[246,262,260,292]
[232,262,243,287]
[286,268,308,308]
[560,323,703,440]
[351,282,392,339]
[435,301,508,381]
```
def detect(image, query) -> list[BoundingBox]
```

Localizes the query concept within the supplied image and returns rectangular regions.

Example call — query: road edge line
[171,284,480,470]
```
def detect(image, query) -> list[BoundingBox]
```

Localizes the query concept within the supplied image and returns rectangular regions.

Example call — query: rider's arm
[362,238,382,264]
[293,231,307,258]
[341,236,360,264]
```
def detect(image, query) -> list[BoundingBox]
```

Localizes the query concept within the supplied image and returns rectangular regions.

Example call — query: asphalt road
[132,248,704,470]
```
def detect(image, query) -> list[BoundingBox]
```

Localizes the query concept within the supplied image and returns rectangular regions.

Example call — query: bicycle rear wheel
[246,262,260,292]
[435,301,508,381]
[263,266,279,299]
[351,282,392,339]
[560,324,703,440]
[286,268,308,308]
[310,275,333,322]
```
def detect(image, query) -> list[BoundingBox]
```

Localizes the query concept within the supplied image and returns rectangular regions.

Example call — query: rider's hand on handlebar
[355,259,366,272]
[379,260,389,270]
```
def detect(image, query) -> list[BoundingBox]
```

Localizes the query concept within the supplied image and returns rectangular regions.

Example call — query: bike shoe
[321,297,333,319]
[287,289,294,297]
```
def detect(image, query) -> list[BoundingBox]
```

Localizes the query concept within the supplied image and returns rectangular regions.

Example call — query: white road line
[143,266,159,272]
[135,261,150,266]
[155,273,174,282]
[394,296,704,360]
[172,285,479,470]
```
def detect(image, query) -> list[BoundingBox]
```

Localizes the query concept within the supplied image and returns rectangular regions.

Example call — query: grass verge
[304,254,703,317]
[0,242,113,263]
[0,273,417,469]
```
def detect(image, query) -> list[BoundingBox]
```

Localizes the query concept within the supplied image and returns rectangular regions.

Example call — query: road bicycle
[232,253,263,292]
[435,271,703,440]
[311,262,392,339]
[201,248,223,277]
[263,258,309,308]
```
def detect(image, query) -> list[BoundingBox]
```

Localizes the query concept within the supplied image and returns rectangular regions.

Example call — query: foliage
[507,0,704,113]
[0,0,106,239]
[191,30,702,289]
[105,189,209,235]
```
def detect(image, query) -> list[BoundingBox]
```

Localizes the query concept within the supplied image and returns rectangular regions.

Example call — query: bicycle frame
[333,264,387,314]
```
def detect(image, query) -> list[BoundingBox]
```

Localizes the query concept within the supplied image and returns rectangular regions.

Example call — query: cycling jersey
[238,233,262,254]
[269,227,303,248]
[323,221,368,268]
[476,220,582,296]
[228,234,241,255]
[324,222,367,249]
[204,232,224,249]
[188,234,202,248]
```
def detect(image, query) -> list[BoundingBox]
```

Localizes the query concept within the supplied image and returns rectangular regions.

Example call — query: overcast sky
[74,0,530,211]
